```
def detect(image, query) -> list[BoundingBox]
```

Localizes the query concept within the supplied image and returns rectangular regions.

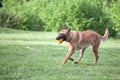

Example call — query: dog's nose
[56,36,59,40]
[56,35,62,40]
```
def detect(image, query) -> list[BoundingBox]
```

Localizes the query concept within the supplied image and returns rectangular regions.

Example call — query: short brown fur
[57,25,109,65]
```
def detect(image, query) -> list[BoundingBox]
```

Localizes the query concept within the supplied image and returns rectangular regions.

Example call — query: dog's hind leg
[93,47,99,64]
[74,48,86,64]
[92,39,100,64]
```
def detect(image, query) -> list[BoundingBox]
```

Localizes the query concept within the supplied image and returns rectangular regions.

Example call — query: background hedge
[0,0,120,37]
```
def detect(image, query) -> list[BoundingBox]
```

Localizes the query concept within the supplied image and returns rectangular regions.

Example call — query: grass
[0,27,120,80]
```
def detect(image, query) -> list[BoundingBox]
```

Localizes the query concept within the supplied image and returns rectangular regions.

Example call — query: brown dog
[56,25,109,65]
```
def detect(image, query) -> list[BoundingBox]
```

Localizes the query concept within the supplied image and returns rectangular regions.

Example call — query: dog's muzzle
[56,34,66,40]
[56,34,67,43]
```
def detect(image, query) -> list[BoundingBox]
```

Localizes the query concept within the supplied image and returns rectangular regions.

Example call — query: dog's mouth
[57,39,63,43]
[56,37,64,44]
[56,34,66,44]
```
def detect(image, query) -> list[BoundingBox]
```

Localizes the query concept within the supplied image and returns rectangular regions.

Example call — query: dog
[56,24,109,65]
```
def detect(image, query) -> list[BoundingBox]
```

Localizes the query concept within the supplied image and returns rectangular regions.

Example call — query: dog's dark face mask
[56,25,71,43]
[56,33,67,41]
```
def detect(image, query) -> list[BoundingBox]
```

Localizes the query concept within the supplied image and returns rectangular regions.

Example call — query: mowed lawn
[0,28,120,80]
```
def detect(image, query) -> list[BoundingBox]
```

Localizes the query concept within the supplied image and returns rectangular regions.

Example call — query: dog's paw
[69,58,74,61]
[74,62,79,64]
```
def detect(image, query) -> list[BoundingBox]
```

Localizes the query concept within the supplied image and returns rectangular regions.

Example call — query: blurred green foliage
[0,0,120,37]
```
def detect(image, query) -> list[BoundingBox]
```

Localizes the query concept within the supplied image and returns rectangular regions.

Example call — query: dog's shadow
[73,62,98,67]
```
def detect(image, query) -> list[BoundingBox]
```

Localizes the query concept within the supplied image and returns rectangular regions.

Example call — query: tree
[0,0,2,8]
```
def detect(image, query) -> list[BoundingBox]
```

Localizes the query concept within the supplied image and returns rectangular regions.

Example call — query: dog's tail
[101,28,109,41]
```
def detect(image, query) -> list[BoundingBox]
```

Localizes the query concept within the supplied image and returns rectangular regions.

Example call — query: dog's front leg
[61,47,75,65]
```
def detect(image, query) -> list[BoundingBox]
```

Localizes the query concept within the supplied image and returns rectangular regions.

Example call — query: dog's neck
[66,32,74,42]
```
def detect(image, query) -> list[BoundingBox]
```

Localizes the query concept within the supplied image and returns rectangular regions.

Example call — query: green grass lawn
[0,28,120,80]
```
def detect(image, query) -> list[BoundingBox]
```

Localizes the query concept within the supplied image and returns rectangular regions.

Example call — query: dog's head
[56,24,71,43]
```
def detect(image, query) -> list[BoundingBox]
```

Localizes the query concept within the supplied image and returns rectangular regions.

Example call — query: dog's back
[68,29,108,50]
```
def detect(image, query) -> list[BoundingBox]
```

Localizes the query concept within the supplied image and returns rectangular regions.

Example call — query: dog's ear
[67,28,71,34]
[68,28,71,31]
[62,24,67,29]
